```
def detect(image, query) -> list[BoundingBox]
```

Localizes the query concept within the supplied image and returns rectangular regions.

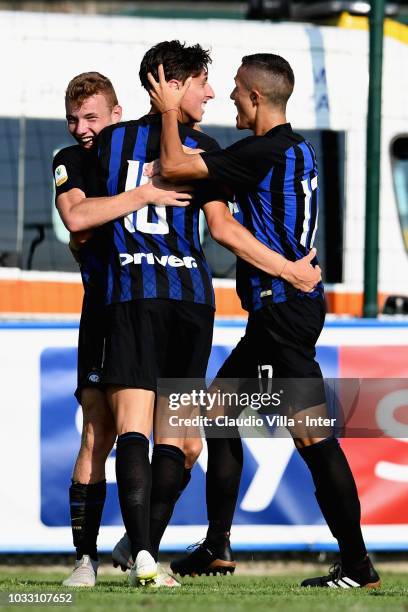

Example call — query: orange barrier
[0,276,387,318]
[324,291,387,318]
[0,278,84,315]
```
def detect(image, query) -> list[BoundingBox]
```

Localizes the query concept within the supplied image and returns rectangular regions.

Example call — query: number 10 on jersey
[124,160,169,235]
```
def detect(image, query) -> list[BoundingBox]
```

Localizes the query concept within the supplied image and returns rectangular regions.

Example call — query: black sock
[116,432,152,560]
[206,437,243,539]
[177,467,192,500]
[69,480,106,561]
[150,444,186,561]
[298,437,367,568]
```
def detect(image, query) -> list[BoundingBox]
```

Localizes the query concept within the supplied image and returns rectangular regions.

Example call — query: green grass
[0,569,407,612]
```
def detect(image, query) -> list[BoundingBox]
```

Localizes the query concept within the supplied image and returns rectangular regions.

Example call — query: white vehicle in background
[0,10,407,317]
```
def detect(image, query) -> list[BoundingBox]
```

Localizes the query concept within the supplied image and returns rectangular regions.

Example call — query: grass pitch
[0,567,407,612]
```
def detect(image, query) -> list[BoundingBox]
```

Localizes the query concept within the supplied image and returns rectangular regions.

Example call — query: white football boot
[129,550,157,587]
[62,555,99,587]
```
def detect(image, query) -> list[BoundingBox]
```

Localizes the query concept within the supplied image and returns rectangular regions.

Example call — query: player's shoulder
[226,134,259,153]
[284,129,317,163]
[53,144,83,167]
[290,128,312,148]
[266,123,309,151]
[254,123,312,161]
[98,116,152,144]
[294,134,317,158]
[194,131,221,152]
[180,125,221,152]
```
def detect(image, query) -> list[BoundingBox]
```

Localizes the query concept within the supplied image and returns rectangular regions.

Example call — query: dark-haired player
[148,54,381,589]
[97,41,321,587]
[54,71,192,587]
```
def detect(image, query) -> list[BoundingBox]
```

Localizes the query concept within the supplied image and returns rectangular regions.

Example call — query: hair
[139,40,211,91]
[240,53,295,108]
[65,72,118,109]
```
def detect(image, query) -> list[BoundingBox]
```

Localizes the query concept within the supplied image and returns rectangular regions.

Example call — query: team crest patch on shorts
[87,371,101,383]
[55,164,68,186]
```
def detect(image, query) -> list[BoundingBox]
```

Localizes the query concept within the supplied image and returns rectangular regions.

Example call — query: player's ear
[167,79,181,90]
[111,104,123,123]
[250,90,261,107]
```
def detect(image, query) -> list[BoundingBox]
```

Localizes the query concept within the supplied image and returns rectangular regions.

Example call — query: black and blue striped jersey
[53,145,106,301]
[201,123,323,312]
[97,114,223,308]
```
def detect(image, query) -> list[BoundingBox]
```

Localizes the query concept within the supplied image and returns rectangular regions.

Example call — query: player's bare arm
[56,179,192,233]
[203,201,321,292]
[147,65,209,181]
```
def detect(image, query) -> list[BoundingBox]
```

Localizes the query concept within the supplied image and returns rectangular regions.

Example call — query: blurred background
[0,0,407,560]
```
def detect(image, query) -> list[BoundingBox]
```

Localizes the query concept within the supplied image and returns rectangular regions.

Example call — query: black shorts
[216,294,326,412]
[75,296,106,402]
[103,298,214,391]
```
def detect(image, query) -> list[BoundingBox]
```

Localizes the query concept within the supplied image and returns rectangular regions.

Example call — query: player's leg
[292,409,379,587]
[72,389,116,484]
[200,322,260,574]
[149,397,189,562]
[170,419,243,577]
[107,386,155,559]
[154,405,204,503]
[150,302,215,572]
[296,436,379,588]
[179,435,203,492]
[103,300,158,585]
[111,404,197,587]
[64,301,116,588]
[265,295,380,589]
[69,390,116,548]
[64,391,116,587]
[170,324,258,577]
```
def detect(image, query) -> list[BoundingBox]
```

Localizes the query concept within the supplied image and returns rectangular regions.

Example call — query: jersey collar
[264,122,292,138]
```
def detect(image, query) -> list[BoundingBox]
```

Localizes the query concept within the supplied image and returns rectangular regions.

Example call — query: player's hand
[280,248,322,292]
[68,230,93,263]
[70,230,93,247]
[143,180,193,207]
[143,151,200,178]
[143,160,160,178]
[147,64,192,114]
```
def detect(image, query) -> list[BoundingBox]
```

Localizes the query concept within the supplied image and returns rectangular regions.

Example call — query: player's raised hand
[280,248,322,292]
[147,64,192,114]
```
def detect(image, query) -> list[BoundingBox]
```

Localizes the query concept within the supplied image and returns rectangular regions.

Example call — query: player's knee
[80,389,116,455]
[94,424,116,459]
[183,438,203,468]
[80,419,116,461]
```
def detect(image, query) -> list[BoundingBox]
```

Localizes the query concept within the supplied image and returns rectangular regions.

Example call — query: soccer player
[97,41,321,587]
[148,54,381,589]
[53,72,192,587]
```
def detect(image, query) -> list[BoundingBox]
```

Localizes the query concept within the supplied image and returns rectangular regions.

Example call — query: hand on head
[147,64,192,114]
